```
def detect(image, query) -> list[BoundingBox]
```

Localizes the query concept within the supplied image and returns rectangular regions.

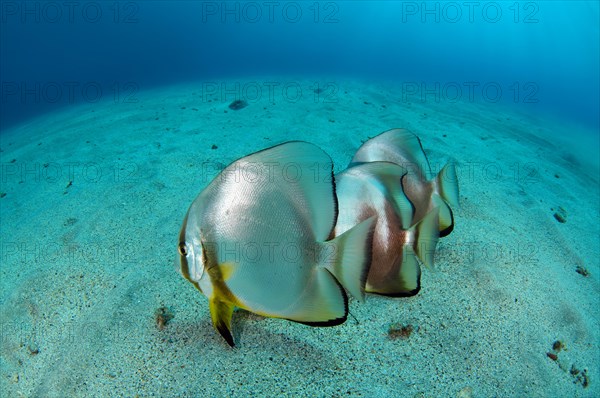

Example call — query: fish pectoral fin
[218,262,237,281]
[209,296,235,347]
[372,166,414,228]
[396,173,416,229]
[410,208,440,269]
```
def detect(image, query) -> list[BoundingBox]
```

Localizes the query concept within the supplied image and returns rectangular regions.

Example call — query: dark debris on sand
[155,307,174,331]
[552,206,567,223]
[575,265,590,277]
[388,323,415,339]
[546,340,590,389]
[228,100,248,110]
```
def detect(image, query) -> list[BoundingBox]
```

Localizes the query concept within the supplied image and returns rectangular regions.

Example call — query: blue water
[1,1,598,131]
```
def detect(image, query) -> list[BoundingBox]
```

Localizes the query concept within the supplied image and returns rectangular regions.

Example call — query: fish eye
[178,243,188,256]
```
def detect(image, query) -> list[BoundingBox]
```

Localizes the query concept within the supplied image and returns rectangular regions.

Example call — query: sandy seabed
[1,78,598,397]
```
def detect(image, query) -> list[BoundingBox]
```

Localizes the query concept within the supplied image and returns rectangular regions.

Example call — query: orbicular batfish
[177,141,375,346]
[350,129,459,237]
[335,161,439,296]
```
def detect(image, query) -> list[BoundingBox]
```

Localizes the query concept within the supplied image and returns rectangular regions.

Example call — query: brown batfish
[335,161,439,296]
[350,128,459,237]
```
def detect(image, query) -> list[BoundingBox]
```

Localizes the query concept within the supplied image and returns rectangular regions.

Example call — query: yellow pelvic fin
[209,296,235,347]
[206,262,241,347]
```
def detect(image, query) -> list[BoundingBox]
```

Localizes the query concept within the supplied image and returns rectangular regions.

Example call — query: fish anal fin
[276,267,347,325]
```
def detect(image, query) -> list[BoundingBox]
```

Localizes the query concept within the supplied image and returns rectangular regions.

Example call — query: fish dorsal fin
[345,162,414,230]
[351,129,433,180]
[233,141,336,241]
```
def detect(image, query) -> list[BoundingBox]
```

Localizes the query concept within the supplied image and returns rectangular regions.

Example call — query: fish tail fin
[409,209,440,269]
[324,216,376,302]
[436,162,459,207]
[209,296,235,347]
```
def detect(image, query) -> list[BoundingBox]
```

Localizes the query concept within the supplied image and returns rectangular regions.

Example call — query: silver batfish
[177,141,375,346]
